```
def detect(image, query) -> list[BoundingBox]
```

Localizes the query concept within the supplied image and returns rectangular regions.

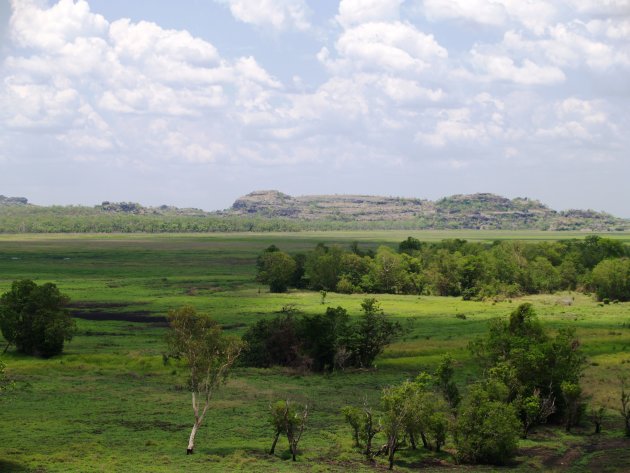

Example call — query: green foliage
[470,303,586,425]
[1,233,629,472]
[241,314,304,369]
[165,306,243,454]
[435,354,461,409]
[268,400,309,461]
[256,247,297,293]
[454,383,521,465]
[0,279,76,357]
[299,306,350,371]
[561,381,586,432]
[591,258,630,301]
[166,306,242,392]
[0,359,13,395]
[242,299,399,371]
[351,299,401,368]
[256,236,630,300]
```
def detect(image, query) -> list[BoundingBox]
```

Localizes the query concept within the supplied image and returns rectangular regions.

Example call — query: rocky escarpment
[227,190,630,231]
[0,195,28,206]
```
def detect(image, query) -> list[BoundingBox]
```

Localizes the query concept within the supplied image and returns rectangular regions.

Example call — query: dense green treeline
[257,235,630,301]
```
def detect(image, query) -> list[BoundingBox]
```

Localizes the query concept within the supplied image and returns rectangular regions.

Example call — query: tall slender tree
[165,306,243,454]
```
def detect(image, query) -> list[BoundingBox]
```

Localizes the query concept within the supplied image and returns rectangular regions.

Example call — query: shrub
[455,383,521,465]
[0,280,76,357]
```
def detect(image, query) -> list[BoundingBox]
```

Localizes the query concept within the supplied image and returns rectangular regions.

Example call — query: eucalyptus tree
[165,306,243,454]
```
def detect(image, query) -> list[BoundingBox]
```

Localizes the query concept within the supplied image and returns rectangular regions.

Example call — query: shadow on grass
[0,459,29,472]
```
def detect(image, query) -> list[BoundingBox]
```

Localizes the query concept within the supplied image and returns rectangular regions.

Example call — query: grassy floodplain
[1,231,630,472]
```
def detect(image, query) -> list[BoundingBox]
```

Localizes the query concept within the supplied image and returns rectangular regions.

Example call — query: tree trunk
[595,422,601,434]
[269,431,280,455]
[291,443,297,461]
[187,391,209,455]
[420,431,429,449]
[409,431,416,450]
[365,435,373,458]
[187,420,200,454]
[388,444,396,470]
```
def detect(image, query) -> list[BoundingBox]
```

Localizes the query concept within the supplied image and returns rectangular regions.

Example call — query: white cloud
[1,0,282,162]
[470,49,565,84]
[501,25,630,70]
[422,0,556,33]
[586,18,630,39]
[216,0,311,31]
[9,0,108,50]
[336,0,403,28]
[324,21,447,74]
[565,0,630,16]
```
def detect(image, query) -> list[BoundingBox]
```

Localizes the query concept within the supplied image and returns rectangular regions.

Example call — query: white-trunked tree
[165,305,243,454]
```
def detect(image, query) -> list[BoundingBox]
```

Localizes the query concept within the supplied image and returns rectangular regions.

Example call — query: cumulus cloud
[329,21,448,74]
[2,0,630,214]
[422,0,557,33]
[216,0,311,31]
[336,0,403,28]
[1,0,281,162]
[470,49,566,84]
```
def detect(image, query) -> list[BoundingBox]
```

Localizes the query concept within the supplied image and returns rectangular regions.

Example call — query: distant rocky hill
[1,191,628,232]
[226,190,629,231]
[0,195,28,206]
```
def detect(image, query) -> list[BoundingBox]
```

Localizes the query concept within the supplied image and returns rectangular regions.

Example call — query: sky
[0,0,629,216]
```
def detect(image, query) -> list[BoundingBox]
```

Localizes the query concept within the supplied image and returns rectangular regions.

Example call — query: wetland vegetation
[0,231,629,472]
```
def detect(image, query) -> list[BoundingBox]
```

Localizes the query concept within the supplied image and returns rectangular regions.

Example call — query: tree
[299,306,350,372]
[165,306,243,454]
[0,279,76,357]
[256,249,297,293]
[588,406,605,434]
[381,381,414,470]
[470,303,585,424]
[591,258,630,302]
[454,382,521,465]
[351,299,401,368]
[241,314,304,369]
[342,400,381,458]
[435,354,461,409]
[268,400,308,461]
[561,381,585,432]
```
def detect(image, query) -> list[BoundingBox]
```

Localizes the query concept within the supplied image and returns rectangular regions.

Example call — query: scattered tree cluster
[241,299,400,371]
[256,236,630,301]
[340,304,588,469]
[0,279,76,357]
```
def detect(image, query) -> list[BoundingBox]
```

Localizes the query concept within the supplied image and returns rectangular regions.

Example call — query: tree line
[257,235,630,301]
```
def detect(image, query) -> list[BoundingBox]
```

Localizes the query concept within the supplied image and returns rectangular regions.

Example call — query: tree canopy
[0,280,76,357]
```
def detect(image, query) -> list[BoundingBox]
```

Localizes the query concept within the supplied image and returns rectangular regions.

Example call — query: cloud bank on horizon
[1,0,629,215]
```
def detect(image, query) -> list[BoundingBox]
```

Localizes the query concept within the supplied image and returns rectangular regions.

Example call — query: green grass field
[1,232,629,472]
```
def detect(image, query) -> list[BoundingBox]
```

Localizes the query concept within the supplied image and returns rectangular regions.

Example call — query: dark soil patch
[71,309,166,324]
[68,301,147,309]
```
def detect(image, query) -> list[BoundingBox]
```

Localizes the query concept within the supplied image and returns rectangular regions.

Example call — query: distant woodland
[257,236,630,301]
